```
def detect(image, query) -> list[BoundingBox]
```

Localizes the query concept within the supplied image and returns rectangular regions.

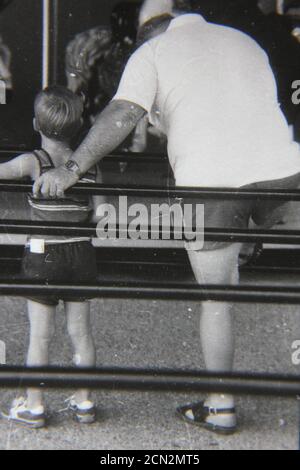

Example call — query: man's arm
[33,99,146,197]
[72,100,146,174]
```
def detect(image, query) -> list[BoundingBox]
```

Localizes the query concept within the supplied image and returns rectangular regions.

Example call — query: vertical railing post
[42,0,50,88]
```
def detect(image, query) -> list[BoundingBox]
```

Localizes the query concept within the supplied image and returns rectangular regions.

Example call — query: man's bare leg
[187,243,242,429]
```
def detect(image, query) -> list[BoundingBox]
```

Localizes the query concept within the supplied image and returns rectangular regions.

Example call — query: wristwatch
[64,160,82,178]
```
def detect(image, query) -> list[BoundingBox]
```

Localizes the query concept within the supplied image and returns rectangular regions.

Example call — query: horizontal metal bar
[0,152,167,165]
[0,366,299,397]
[0,220,300,244]
[108,152,167,163]
[0,245,297,276]
[1,180,300,200]
[2,281,300,304]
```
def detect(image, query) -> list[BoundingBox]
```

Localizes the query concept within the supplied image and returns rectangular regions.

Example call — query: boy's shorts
[21,241,98,306]
[182,171,300,252]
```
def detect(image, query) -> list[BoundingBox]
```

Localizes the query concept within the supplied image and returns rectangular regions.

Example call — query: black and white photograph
[0,0,299,452]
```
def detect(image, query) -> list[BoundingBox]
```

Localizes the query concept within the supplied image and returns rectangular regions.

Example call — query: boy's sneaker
[66,396,96,424]
[8,397,46,429]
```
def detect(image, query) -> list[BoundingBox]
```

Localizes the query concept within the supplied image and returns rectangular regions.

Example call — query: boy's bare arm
[0,154,39,180]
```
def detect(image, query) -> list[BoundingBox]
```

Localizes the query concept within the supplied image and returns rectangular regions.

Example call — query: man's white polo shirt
[113,14,300,188]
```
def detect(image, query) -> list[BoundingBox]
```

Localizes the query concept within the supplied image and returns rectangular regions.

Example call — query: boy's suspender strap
[32,149,55,175]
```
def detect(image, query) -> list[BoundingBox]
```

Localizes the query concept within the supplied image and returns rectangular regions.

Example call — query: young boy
[0,86,98,428]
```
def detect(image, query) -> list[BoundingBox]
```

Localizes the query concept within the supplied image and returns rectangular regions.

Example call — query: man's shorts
[21,241,98,306]
[182,171,300,251]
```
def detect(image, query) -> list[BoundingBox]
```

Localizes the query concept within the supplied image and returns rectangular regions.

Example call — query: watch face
[65,160,81,176]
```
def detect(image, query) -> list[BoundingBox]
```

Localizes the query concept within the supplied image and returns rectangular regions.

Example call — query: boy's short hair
[34,86,84,142]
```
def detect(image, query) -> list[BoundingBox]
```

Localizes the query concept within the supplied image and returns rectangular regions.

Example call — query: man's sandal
[176,401,237,436]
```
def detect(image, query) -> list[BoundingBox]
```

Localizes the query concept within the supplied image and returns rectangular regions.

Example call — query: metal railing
[0,177,299,398]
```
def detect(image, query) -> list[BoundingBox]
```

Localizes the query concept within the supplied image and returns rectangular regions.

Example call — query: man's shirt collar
[167,13,207,31]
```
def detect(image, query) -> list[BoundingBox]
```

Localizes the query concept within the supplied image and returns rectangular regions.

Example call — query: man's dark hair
[34,86,83,142]
[137,14,174,46]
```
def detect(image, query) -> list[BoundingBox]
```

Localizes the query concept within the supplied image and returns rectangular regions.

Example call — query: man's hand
[32,166,80,198]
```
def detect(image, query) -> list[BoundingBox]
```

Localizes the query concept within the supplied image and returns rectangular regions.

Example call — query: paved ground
[0,269,299,450]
